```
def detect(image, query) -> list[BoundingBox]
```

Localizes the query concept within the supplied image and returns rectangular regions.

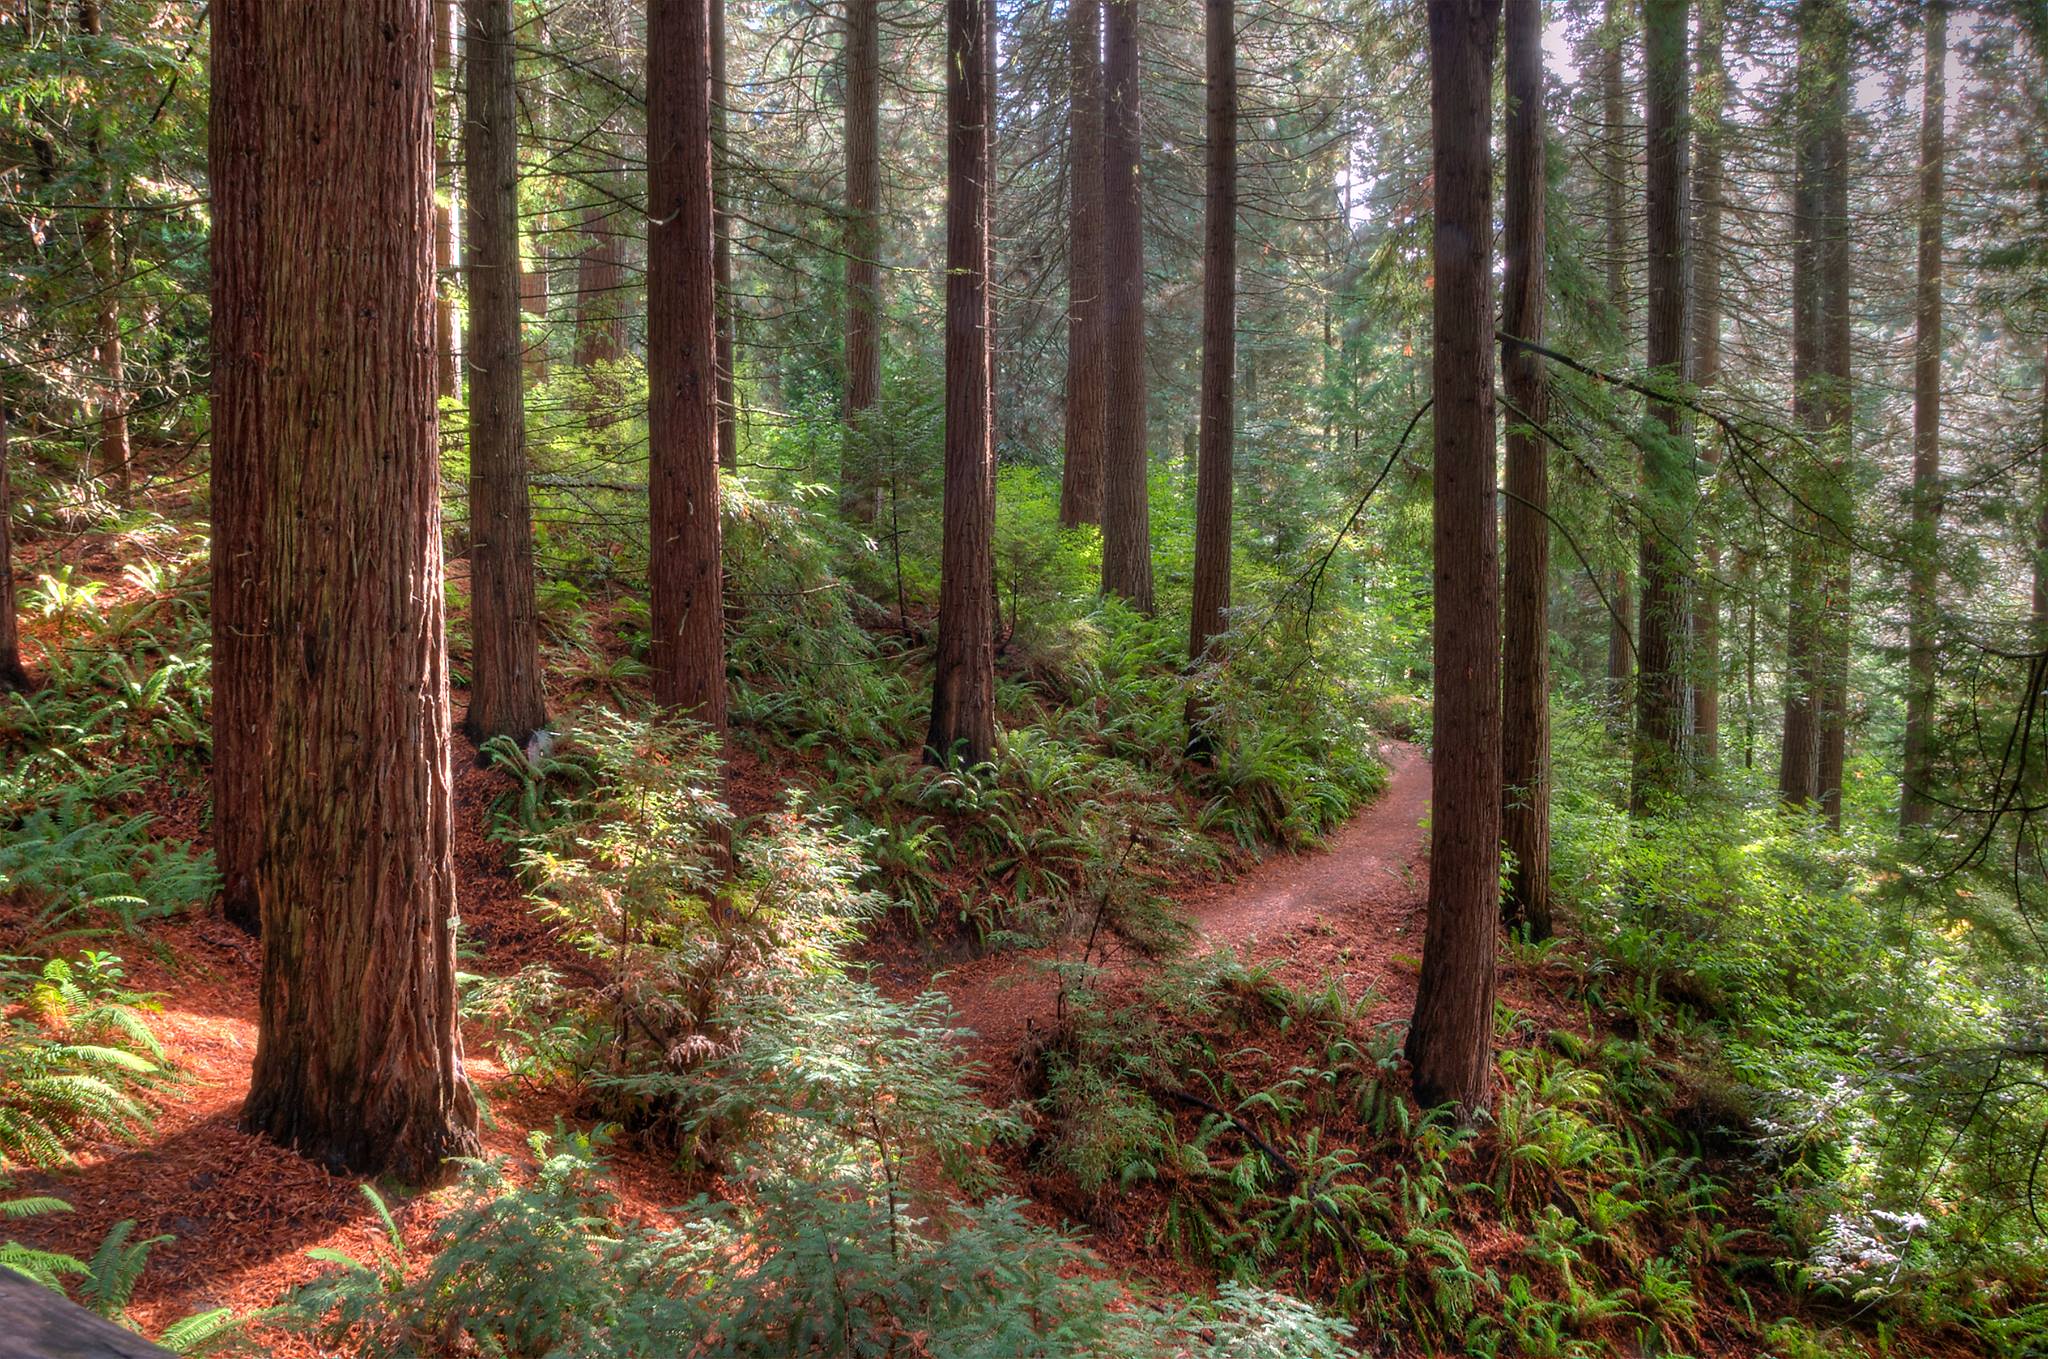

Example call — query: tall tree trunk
[1186,0,1236,755]
[1407,0,1502,1116]
[1601,0,1633,716]
[1060,0,1106,528]
[521,262,550,382]
[713,0,737,470]
[80,0,131,499]
[208,0,267,936]
[573,192,627,369]
[926,0,997,767]
[0,404,27,692]
[461,0,546,747]
[1631,0,1692,815]
[1501,0,1550,938]
[1099,0,1153,612]
[840,0,881,514]
[1814,0,1854,829]
[1690,0,1725,765]
[647,0,726,732]
[1901,0,1945,828]
[436,0,459,400]
[232,0,480,1181]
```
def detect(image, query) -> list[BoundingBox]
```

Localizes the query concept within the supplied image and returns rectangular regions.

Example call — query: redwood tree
[647,0,727,730]
[1099,0,1153,612]
[713,0,737,470]
[1691,0,1726,764]
[436,0,459,399]
[0,404,26,693]
[1060,0,1106,529]
[229,0,480,1181]
[925,0,998,767]
[1500,0,1550,937]
[1630,0,1692,814]
[1187,0,1235,753]
[1406,0,1502,1116]
[461,0,547,746]
[1901,0,1946,827]
[208,0,267,935]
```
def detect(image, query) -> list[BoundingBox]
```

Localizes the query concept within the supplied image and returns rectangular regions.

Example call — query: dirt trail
[933,742,1434,1097]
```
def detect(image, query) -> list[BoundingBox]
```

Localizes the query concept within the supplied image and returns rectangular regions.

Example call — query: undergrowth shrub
[0,952,164,1171]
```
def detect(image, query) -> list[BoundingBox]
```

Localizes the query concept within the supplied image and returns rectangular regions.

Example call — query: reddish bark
[0,404,26,693]
[1406,0,1502,1116]
[230,0,480,1181]
[713,0,738,470]
[647,0,727,732]
[925,0,998,767]
[1060,0,1106,529]
[1186,0,1235,756]
[1099,0,1153,612]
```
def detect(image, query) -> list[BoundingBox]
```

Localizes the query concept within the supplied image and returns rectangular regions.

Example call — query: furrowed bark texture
[1406,0,1502,1117]
[925,0,997,767]
[461,0,546,747]
[1060,0,1106,528]
[647,0,727,731]
[1500,0,1550,938]
[1901,0,1945,827]
[1188,0,1235,675]
[235,0,480,1182]
[1100,0,1153,612]
[1631,0,1692,815]
[207,0,267,935]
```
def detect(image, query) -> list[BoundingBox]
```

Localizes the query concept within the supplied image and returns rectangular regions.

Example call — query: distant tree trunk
[1186,0,1236,756]
[573,192,627,369]
[0,405,27,692]
[461,0,546,747]
[713,0,738,470]
[647,0,726,731]
[208,0,267,936]
[1901,0,1945,828]
[1099,0,1153,612]
[233,0,481,1181]
[1814,0,1854,828]
[80,0,131,499]
[1630,0,1692,815]
[1407,0,1502,1117]
[1059,0,1106,529]
[1500,0,1550,938]
[436,0,459,401]
[840,0,881,514]
[926,0,997,767]
[1690,0,1725,765]
[1600,0,1634,717]
[521,263,550,382]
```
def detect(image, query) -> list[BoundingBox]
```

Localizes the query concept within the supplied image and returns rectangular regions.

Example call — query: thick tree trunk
[647,0,727,732]
[839,0,880,513]
[1099,0,1153,612]
[0,404,27,692]
[1690,0,1725,765]
[1630,0,1692,815]
[207,0,267,936]
[1407,0,1502,1117]
[232,0,480,1182]
[1500,0,1550,938]
[713,0,737,470]
[1060,0,1106,529]
[926,0,997,767]
[436,0,459,400]
[1187,0,1235,732]
[1901,0,1945,828]
[461,0,546,747]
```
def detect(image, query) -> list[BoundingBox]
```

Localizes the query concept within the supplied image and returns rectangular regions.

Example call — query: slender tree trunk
[713,0,737,470]
[80,0,130,499]
[1407,0,1502,1117]
[521,263,550,382]
[1601,0,1634,718]
[1691,0,1725,765]
[647,0,726,732]
[839,0,881,514]
[1501,0,1550,938]
[461,0,546,747]
[1901,0,1946,828]
[208,0,267,936]
[1814,0,1853,829]
[926,0,997,767]
[1631,0,1692,815]
[436,0,459,401]
[1186,0,1236,753]
[1060,0,1106,528]
[1099,0,1153,612]
[232,0,480,1181]
[573,193,627,369]
[0,404,27,692]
